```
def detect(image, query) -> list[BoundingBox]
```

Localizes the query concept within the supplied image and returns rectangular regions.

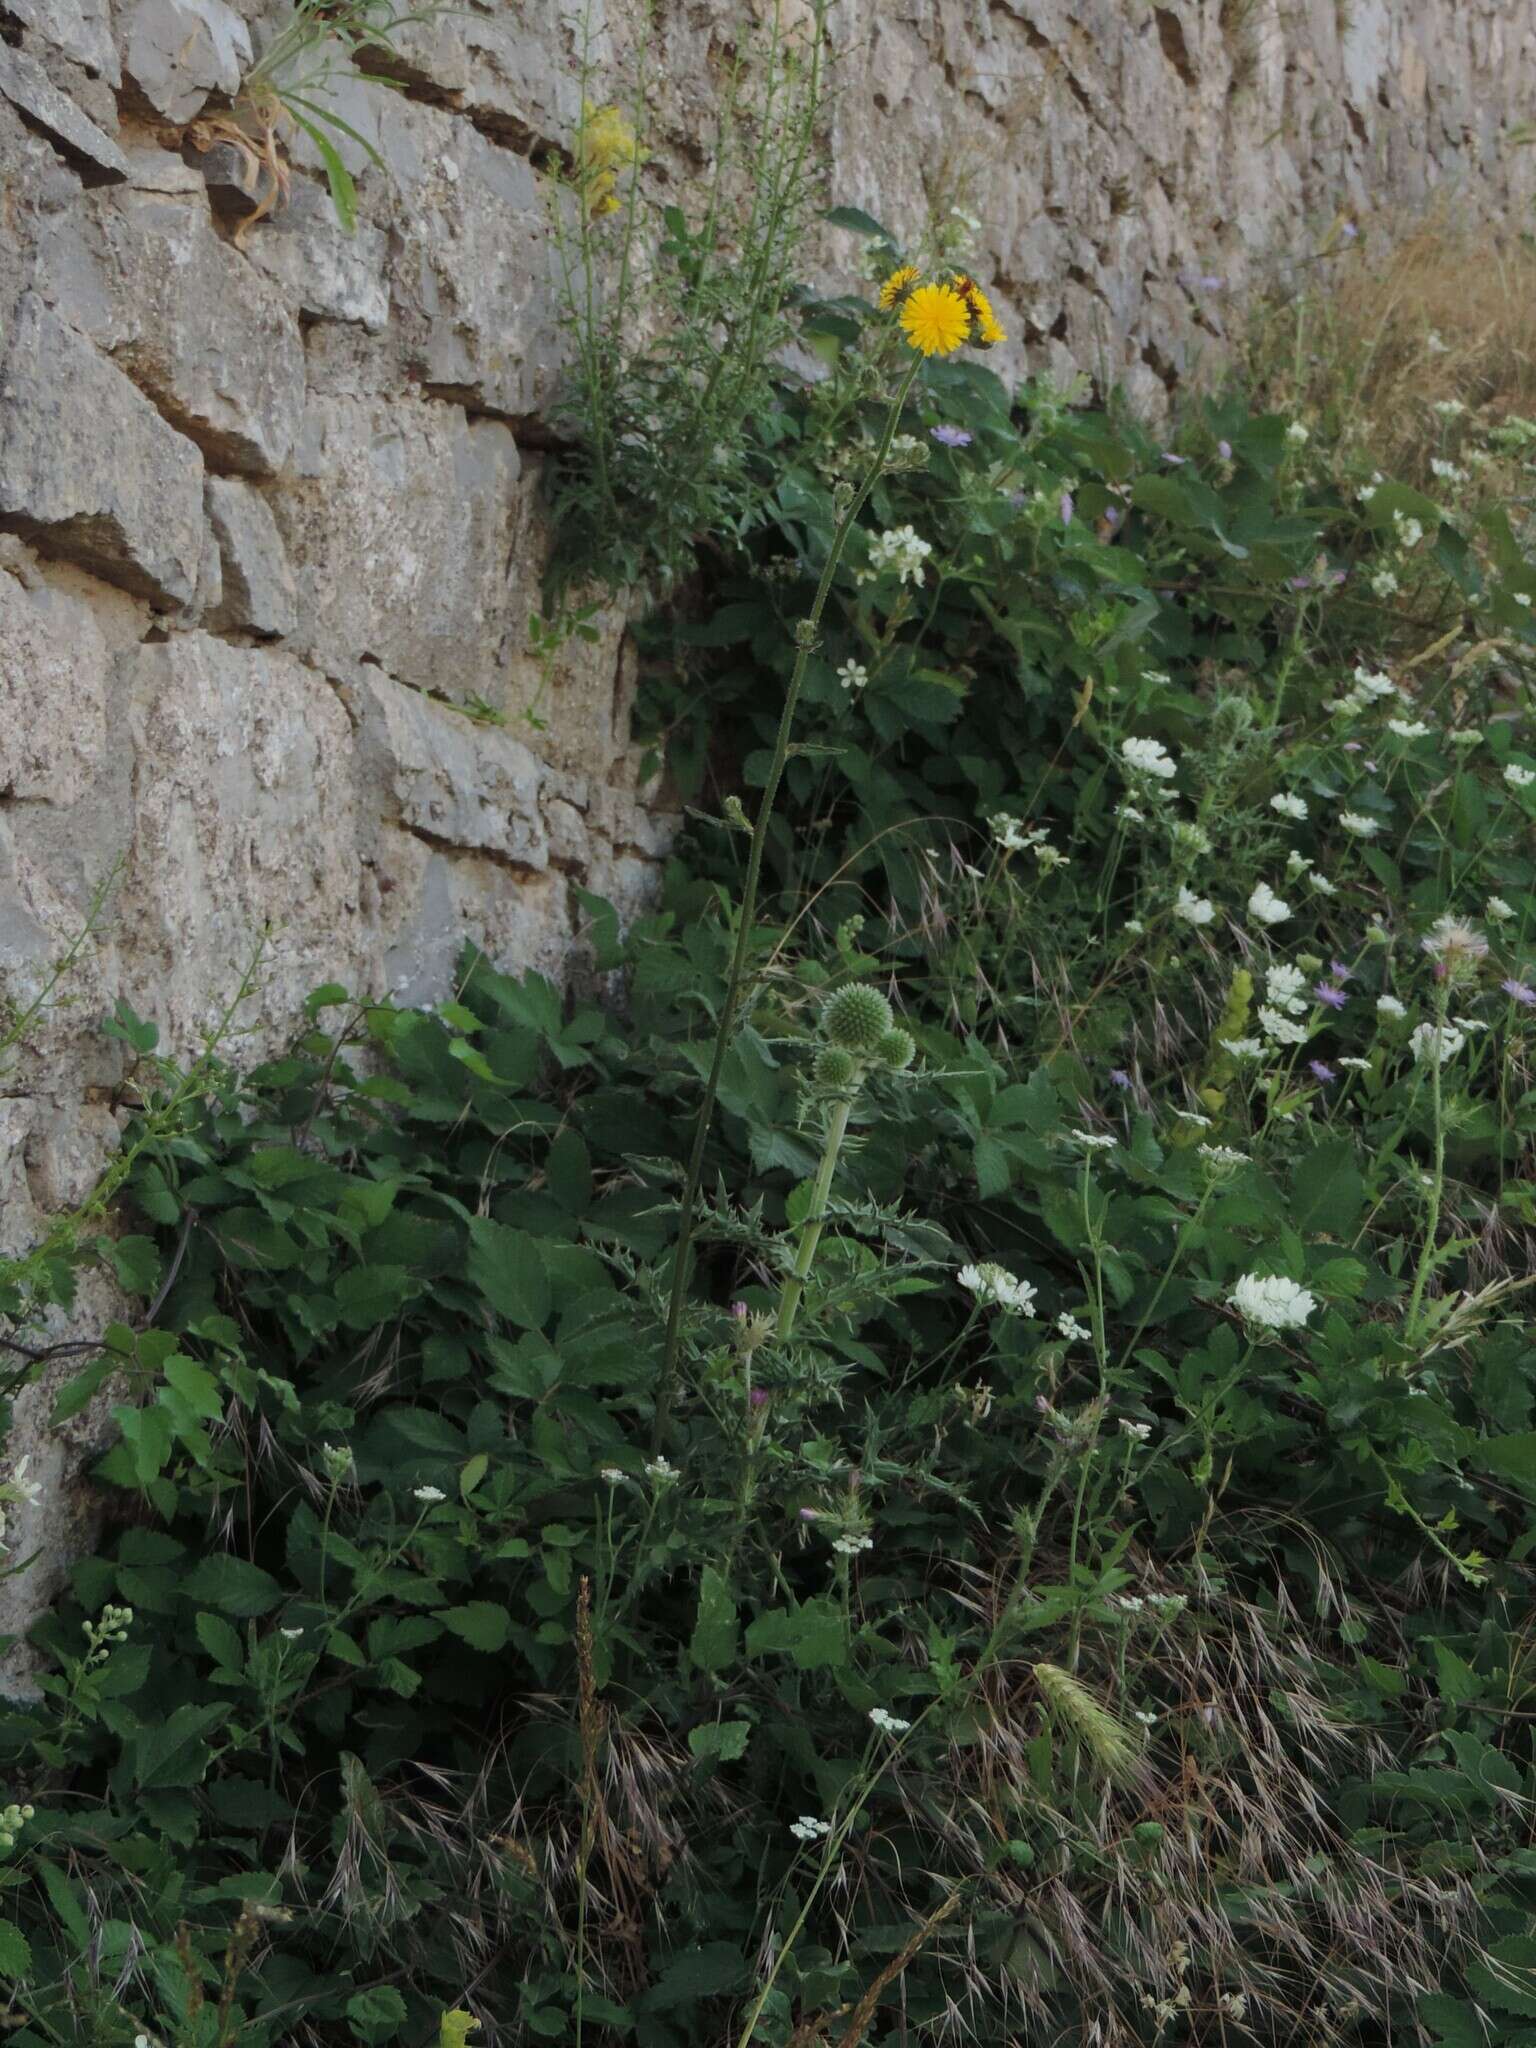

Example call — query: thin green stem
[651,357,922,1445]
[776,1095,851,1340]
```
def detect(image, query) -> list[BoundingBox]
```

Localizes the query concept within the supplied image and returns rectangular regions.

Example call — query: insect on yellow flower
[878,264,922,311]
[953,275,1006,348]
[899,282,971,357]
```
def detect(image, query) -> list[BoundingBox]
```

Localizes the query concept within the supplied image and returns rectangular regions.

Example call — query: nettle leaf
[467,1218,552,1329]
[745,1598,847,1671]
[688,1720,751,1764]
[688,1568,738,1673]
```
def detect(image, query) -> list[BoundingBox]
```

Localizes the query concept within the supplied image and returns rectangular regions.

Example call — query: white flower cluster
[959,1262,1037,1315]
[1248,882,1291,927]
[861,524,932,585]
[1410,1021,1466,1065]
[1121,736,1178,781]
[1228,1273,1316,1331]
[831,1533,874,1556]
[1174,886,1215,926]
[790,1814,831,1842]
[1270,792,1308,820]
[869,1706,912,1735]
[1328,664,1399,716]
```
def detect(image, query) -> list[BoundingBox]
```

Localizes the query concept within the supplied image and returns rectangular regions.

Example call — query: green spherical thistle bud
[1133,1821,1164,1847]
[875,1027,915,1071]
[813,1046,859,1093]
[821,983,894,1053]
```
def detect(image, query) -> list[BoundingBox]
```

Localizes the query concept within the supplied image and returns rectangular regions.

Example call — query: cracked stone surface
[0,0,1532,1678]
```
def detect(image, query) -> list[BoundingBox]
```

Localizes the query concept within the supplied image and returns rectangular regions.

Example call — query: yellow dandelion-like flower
[975,308,1006,347]
[953,275,1006,349]
[878,264,922,311]
[900,282,971,357]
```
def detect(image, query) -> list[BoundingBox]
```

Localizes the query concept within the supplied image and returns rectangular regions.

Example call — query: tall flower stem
[1404,982,1451,1341]
[652,358,922,1445]
[776,1095,852,1341]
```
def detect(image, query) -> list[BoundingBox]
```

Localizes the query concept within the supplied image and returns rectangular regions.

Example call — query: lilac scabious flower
[1217,439,1232,460]
[1330,960,1354,983]
[931,424,972,447]
[1503,978,1536,1007]
[1108,1068,1132,1089]
[1059,492,1074,525]
[1314,984,1347,1010]
[1309,1061,1336,1082]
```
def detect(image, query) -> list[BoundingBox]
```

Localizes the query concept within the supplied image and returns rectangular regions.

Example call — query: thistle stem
[776,1095,851,1341]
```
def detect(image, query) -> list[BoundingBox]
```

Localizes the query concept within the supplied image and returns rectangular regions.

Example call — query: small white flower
[1134,1708,1159,1725]
[1448,728,1482,747]
[1258,1005,1310,1045]
[1514,592,1533,609]
[1339,811,1381,837]
[1117,802,1147,826]
[863,524,933,585]
[600,1466,626,1484]
[1170,819,1211,857]
[790,1815,832,1842]
[1452,1016,1489,1032]
[1411,1021,1467,1064]
[413,1485,446,1504]
[1353,665,1398,699]
[1285,420,1310,446]
[645,1456,679,1484]
[1394,513,1425,549]
[1116,1594,1146,1612]
[1056,1311,1091,1341]
[837,658,869,691]
[1270,793,1308,820]
[958,1263,1038,1315]
[1119,1418,1153,1441]
[1337,1055,1371,1071]
[1124,917,1146,936]
[1376,994,1407,1019]
[1487,896,1515,922]
[1228,1273,1316,1331]
[1310,873,1337,896]
[1370,567,1400,598]
[1219,1037,1263,1060]
[831,1533,874,1556]
[992,814,1031,853]
[869,1707,912,1735]
[1247,882,1291,926]
[1504,764,1536,789]
[1174,886,1215,925]
[1430,391,1463,409]
[280,1627,305,1640]
[1066,1130,1117,1151]
[1387,718,1430,739]
[1121,736,1177,781]
[1173,1109,1212,1128]
[1429,457,1467,482]
[1356,484,1377,503]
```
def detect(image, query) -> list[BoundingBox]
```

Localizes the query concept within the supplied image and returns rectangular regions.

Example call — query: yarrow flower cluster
[1228,1273,1316,1331]
[1121,736,1177,781]
[869,1706,913,1735]
[958,1262,1037,1316]
[790,1815,832,1843]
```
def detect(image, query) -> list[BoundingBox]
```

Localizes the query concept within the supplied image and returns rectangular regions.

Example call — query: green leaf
[346,1985,408,2043]
[1482,1432,1536,1488]
[688,1720,751,1764]
[181,1554,283,1617]
[0,1922,30,1979]
[194,1611,245,1675]
[688,1568,738,1674]
[467,1218,552,1329]
[163,1354,223,1421]
[288,110,359,232]
[1292,1139,1364,1237]
[745,1598,846,1671]
[441,1602,511,1653]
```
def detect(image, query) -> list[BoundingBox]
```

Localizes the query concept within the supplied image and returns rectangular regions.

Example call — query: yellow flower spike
[899,281,970,357]
[878,263,922,311]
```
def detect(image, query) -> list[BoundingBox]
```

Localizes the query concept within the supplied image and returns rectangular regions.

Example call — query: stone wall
[0,0,1532,1640]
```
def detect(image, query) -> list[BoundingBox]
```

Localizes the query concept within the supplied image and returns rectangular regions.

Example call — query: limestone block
[374,827,577,1006]
[116,637,368,1041]
[120,0,252,125]
[371,95,564,418]
[383,10,583,150]
[203,478,298,638]
[355,670,548,870]
[275,394,524,701]
[0,568,109,805]
[95,187,306,477]
[0,41,126,182]
[243,176,390,332]
[0,294,206,607]
[1,0,119,84]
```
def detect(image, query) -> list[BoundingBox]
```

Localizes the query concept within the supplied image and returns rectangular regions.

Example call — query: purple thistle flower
[1314,984,1347,1009]
[1059,492,1074,525]
[750,1387,770,1408]
[1108,1069,1132,1089]
[1503,978,1536,1007]
[1309,1061,1336,1082]
[1330,960,1354,982]
[931,424,973,447]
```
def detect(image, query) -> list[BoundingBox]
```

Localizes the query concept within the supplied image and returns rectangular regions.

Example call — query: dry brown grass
[1241,212,1536,486]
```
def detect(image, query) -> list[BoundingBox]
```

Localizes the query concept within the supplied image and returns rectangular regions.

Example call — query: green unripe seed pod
[813,1046,859,1092]
[821,983,894,1053]
[876,1027,916,1071]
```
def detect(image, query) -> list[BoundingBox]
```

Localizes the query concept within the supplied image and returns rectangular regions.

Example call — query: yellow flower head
[578,102,640,218]
[953,275,1006,349]
[878,264,922,311]
[900,282,971,357]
